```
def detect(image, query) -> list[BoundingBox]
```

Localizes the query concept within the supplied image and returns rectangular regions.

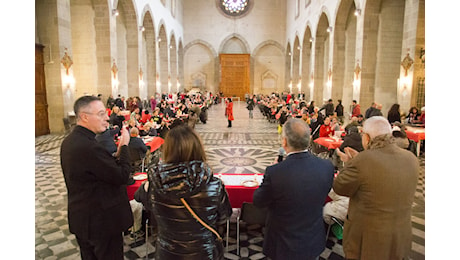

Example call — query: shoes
[129,230,145,240]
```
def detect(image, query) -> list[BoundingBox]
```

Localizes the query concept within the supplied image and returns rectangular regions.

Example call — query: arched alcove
[183,42,215,93]
[301,25,313,101]
[285,42,292,92]
[158,24,168,94]
[292,36,301,94]
[314,12,331,105]
[141,10,156,101]
[253,41,284,94]
[333,0,357,111]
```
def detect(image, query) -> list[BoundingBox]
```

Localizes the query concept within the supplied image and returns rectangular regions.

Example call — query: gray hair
[362,116,392,139]
[282,118,311,150]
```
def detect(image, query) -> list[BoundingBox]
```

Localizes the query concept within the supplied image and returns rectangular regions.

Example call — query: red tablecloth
[145,137,164,152]
[314,137,344,150]
[405,127,425,142]
[126,172,147,201]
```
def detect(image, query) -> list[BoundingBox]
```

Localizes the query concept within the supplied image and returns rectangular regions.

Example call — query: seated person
[392,125,409,150]
[140,110,151,124]
[309,113,322,140]
[140,122,158,137]
[339,126,364,153]
[109,106,125,129]
[344,116,359,133]
[323,188,349,225]
[330,117,341,132]
[319,117,335,138]
[128,127,148,170]
[357,114,365,126]
[130,107,141,121]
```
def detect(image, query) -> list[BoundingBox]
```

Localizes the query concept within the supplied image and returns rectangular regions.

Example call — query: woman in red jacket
[225,98,234,127]
[319,117,335,137]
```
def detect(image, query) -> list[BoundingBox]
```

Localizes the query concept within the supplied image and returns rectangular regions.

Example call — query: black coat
[335,104,344,117]
[95,127,120,154]
[148,161,232,260]
[60,126,133,240]
[339,132,364,152]
[110,113,125,129]
[253,152,334,259]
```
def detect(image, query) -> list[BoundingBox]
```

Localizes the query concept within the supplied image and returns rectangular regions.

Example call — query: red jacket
[319,125,334,138]
[226,102,234,121]
[352,104,361,117]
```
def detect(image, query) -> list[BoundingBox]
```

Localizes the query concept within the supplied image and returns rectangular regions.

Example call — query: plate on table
[241,180,259,187]
[133,174,147,181]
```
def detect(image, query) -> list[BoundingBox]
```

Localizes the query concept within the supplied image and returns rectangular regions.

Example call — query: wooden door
[219,54,250,100]
[35,44,50,136]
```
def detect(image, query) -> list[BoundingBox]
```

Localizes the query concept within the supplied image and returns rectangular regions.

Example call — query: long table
[141,136,164,153]
[405,126,425,156]
[218,173,264,208]
[126,172,147,201]
[314,137,344,150]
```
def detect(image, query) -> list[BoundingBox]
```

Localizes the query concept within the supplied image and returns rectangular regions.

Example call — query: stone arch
[177,40,184,92]
[158,23,169,93]
[332,0,357,111]
[301,25,313,100]
[184,39,218,58]
[292,35,301,94]
[285,41,292,92]
[114,0,139,98]
[183,41,216,93]
[219,33,250,54]
[140,9,156,99]
[169,33,178,93]
[313,12,332,105]
[253,41,285,94]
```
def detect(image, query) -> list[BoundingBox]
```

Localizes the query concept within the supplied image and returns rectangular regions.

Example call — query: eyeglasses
[82,111,107,118]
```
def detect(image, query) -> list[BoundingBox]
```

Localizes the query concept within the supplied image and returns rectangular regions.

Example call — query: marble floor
[35,101,425,259]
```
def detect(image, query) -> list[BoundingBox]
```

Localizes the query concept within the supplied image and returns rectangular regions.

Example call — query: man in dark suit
[253,118,334,260]
[60,96,133,259]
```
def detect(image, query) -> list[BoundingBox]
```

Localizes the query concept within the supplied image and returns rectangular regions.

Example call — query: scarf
[367,134,395,150]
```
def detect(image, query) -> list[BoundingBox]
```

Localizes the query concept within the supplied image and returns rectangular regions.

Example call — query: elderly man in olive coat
[334,116,419,260]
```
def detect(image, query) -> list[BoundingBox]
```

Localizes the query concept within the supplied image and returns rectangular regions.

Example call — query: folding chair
[236,202,268,255]
[325,216,344,241]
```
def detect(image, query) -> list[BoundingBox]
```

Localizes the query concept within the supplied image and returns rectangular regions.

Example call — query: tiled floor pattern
[35,101,425,259]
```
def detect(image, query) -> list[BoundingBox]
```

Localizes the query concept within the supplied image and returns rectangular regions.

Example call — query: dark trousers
[76,233,124,260]
[228,120,232,127]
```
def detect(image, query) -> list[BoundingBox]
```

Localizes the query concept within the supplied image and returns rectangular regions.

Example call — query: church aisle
[35,101,424,259]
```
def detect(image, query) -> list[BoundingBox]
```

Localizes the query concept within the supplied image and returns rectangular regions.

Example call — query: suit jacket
[253,151,334,259]
[333,142,419,260]
[60,126,133,240]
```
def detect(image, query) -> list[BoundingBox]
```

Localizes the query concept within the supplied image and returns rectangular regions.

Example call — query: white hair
[362,116,392,139]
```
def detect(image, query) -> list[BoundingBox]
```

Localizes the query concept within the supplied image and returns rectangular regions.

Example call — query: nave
[35,101,425,259]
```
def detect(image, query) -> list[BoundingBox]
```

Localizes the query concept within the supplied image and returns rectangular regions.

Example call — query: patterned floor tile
[35,101,425,259]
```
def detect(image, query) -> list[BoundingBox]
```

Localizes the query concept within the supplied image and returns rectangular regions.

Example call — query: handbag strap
[180,198,222,241]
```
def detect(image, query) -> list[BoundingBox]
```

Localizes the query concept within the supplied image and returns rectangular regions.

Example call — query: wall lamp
[327,26,333,33]
[112,9,119,16]
[354,9,361,16]
[139,26,145,32]
[309,37,314,42]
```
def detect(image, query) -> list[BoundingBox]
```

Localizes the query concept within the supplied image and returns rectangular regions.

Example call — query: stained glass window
[219,0,251,17]
[222,0,248,13]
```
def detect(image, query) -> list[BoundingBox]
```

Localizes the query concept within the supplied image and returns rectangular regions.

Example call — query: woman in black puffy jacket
[140,123,232,260]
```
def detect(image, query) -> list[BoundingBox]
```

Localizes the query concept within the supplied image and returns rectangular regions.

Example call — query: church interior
[28,0,447,259]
